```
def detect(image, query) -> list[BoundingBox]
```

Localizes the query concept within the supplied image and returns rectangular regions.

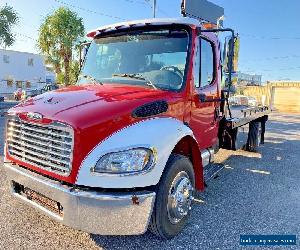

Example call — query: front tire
[149,154,195,239]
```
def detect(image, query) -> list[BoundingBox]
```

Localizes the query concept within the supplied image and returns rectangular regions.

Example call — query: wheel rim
[167,171,194,224]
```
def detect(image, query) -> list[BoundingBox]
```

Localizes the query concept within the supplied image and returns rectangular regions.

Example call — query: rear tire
[246,121,261,152]
[149,154,195,239]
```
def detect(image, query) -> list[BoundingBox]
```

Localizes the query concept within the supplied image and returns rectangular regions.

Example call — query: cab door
[189,33,220,149]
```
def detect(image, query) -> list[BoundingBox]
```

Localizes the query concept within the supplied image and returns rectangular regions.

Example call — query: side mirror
[223,36,240,73]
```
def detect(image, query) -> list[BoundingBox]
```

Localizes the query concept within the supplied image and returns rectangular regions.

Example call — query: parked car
[21,89,35,100]
[20,84,59,100]
[40,83,59,94]
[247,96,258,106]
[229,95,257,106]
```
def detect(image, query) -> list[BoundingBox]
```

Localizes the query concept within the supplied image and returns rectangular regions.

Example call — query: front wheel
[149,154,195,239]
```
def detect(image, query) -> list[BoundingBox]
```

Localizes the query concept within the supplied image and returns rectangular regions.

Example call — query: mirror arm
[200,28,235,118]
[79,42,91,69]
[200,28,235,88]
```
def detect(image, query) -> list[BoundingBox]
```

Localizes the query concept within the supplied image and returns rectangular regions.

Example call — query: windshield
[78,28,190,91]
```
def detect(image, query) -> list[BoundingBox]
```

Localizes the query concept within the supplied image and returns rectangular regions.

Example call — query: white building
[237,71,262,86]
[0,49,55,97]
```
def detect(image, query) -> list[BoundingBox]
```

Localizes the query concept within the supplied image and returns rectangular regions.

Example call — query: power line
[242,65,300,73]
[13,39,33,44]
[16,32,36,41]
[119,0,170,17]
[18,17,40,30]
[240,33,300,40]
[144,0,170,17]
[241,55,300,63]
[54,0,170,21]
[156,7,170,17]
[122,0,149,5]
[53,0,125,20]
[15,0,134,44]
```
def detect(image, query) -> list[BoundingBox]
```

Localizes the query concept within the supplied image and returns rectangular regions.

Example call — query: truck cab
[3,18,269,239]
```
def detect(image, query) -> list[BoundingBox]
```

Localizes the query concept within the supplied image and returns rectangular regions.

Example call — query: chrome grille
[6,115,74,176]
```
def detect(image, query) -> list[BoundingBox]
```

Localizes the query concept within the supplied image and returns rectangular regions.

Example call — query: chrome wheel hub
[167,171,194,224]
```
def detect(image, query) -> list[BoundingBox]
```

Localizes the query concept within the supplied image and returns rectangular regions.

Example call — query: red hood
[8,83,186,184]
[11,84,169,128]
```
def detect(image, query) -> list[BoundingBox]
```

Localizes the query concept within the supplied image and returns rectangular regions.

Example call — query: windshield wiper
[112,73,157,89]
[79,74,103,85]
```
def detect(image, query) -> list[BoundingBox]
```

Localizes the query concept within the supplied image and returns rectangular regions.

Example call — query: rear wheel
[246,121,261,152]
[149,154,195,239]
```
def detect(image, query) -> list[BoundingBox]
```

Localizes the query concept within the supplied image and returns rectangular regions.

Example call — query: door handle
[199,93,207,102]
[199,96,225,103]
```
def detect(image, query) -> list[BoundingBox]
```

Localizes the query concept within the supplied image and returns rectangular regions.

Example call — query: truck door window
[200,38,215,88]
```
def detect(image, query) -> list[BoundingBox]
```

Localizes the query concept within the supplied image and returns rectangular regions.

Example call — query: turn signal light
[202,23,218,29]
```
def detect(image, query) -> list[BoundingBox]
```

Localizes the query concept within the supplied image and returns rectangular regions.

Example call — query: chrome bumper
[3,163,156,235]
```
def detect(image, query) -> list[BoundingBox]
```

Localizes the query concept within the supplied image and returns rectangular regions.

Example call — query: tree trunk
[64,50,72,85]
[64,56,70,85]
[55,63,61,75]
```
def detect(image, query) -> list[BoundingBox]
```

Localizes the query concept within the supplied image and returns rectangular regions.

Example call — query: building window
[16,81,22,88]
[6,80,13,87]
[3,55,9,64]
[28,58,34,66]
[26,81,31,88]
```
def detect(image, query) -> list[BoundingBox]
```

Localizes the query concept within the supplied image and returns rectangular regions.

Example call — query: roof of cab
[86,17,201,38]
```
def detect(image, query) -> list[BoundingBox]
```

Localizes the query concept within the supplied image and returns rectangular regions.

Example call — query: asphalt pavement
[0,113,300,250]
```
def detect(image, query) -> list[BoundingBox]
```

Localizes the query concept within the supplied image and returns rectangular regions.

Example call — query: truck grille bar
[6,115,74,176]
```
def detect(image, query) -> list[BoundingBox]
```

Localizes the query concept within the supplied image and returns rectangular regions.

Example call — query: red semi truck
[3,3,270,239]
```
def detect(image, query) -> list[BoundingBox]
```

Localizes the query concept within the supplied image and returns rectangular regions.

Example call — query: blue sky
[1,0,300,81]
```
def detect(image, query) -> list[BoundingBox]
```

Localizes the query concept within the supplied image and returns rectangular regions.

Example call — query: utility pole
[153,0,156,18]
[145,0,156,18]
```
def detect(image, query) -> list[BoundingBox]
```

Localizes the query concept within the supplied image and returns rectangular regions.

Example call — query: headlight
[91,148,155,174]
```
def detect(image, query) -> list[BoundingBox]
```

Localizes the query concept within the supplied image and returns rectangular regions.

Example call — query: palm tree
[38,7,84,85]
[0,5,19,48]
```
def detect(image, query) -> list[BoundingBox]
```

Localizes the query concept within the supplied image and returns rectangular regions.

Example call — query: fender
[76,117,199,188]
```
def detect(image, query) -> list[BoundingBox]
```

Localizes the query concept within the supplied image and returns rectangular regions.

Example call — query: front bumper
[3,163,156,235]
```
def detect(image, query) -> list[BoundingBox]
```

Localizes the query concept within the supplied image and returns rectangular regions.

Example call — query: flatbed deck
[227,105,271,128]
